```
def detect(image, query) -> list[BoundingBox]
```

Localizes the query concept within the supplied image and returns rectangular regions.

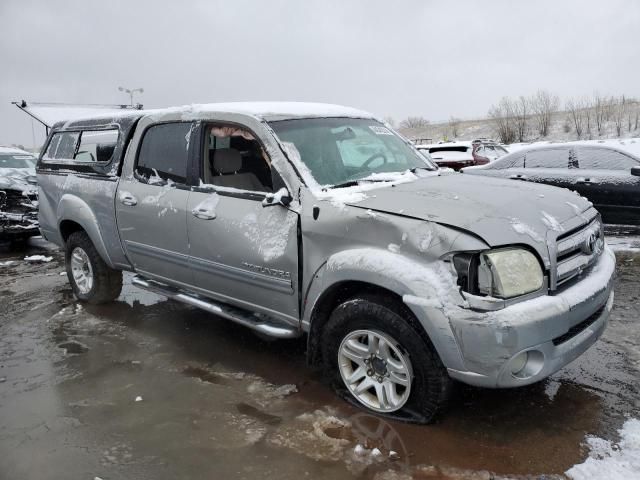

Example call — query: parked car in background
[415,141,508,171]
[461,144,640,225]
[472,141,509,163]
[0,147,39,244]
[36,102,614,423]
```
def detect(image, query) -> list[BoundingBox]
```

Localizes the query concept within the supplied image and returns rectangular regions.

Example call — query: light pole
[118,86,144,107]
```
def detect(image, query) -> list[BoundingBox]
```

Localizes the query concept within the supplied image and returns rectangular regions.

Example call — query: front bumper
[445,246,616,388]
[0,211,40,238]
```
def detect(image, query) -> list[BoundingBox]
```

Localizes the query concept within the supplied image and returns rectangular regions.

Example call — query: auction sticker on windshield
[369,125,393,135]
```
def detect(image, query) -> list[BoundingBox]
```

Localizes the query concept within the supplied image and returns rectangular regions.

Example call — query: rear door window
[136,122,192,184]
[578,147,640,170]
[525,149,569,168]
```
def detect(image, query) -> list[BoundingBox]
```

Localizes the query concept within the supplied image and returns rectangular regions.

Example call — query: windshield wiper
[329,180,361,189]
[410,166,437,173]
[329,178,394,189]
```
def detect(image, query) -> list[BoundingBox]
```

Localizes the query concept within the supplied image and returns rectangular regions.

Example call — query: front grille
[552,305,605,346]
[554,215,603,286]
[0,189,38,214]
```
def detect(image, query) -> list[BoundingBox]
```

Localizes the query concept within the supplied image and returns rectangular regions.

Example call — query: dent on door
[186,190,300,323]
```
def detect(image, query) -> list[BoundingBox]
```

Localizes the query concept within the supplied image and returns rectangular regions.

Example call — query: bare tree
[382,116,396,128]
[530,90,559,137]
[399,116,430,129]
[583,98,593,138]
[448,116,461,138]
[566,97,586,139]
[512,96,529,142]
[488,97,517,144]
[593,93,616,136]
[613,95,628,137]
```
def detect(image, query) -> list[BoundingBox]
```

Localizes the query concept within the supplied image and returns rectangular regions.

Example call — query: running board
[131,276,301,339]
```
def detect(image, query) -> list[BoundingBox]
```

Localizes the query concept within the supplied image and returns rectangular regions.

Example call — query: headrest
[213,148,242,174]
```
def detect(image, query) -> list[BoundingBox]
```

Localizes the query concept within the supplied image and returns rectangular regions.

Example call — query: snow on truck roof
[53,102,376,129]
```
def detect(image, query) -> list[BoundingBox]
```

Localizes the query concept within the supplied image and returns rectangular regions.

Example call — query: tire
[65,231,122,304]
[322,294,452,424]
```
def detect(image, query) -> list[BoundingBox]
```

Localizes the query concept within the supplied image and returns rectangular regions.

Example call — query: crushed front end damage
[0,178,39,240]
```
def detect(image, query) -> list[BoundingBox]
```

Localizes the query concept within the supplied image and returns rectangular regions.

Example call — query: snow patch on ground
[566,418,640,479]
[24,255,53,262]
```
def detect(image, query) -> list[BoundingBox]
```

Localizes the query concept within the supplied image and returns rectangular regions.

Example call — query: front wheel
[322,295,452,423]
[65,231,123,304]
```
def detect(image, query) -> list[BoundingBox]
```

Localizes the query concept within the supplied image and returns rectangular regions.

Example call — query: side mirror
[262,187,292,207]
[631,166,640,177]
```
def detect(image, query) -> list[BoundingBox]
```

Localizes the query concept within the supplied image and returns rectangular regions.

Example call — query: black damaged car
[461,143,640,226]
[0,147,39,245]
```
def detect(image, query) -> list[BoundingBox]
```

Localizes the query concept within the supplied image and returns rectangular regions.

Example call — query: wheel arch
[304,248,465,370]
[57,194,114,268]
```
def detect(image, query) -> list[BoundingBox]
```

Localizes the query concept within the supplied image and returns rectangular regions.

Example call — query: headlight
[477,248,543,299]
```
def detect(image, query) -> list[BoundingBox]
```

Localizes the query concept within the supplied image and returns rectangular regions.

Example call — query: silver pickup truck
[37,102,615,422]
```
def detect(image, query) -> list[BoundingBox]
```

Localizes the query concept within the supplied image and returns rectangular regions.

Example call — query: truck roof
[52,102,376,130]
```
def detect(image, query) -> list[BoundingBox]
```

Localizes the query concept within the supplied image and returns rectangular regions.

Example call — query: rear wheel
[65,231,122,304]
[322,294,452,423]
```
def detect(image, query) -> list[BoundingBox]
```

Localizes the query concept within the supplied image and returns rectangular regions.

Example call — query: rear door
[115,121,195,286]
[576,146,640,224]
[522,147,575,190]
[186,122,300,324]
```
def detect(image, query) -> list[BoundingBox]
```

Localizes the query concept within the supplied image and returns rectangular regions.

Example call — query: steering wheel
[362,152,388,168]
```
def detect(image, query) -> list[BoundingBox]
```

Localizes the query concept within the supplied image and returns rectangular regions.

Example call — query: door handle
[576,177,593,185]
[119,191,138,206]
[509,174,527,180]
[191,207,216,220]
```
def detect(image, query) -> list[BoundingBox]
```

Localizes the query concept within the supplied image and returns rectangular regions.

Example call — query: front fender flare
[303,248,467,371]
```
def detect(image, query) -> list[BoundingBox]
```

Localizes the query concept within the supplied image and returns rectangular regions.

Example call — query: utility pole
[118,86,144,107]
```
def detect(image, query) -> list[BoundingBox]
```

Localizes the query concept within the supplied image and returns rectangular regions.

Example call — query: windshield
[269,118,436,186]
[0,153,36,169]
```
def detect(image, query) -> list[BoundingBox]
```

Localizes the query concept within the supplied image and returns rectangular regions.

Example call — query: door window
[578,148,640,170]
[136,123,191,183]
[491,152,524,169]
[525,149,569,169]
[202,125,273,192]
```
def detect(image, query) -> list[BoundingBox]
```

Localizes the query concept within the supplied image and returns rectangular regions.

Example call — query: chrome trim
[131,276,300,339]
[554,216,604,287]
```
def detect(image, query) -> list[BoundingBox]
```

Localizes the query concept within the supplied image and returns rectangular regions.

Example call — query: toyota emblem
[582,231,599,255]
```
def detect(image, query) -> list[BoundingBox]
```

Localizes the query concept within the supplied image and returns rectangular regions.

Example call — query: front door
[576,146,640,224]
[523,147,576,190]
[116,121,195,286]
[186,123,299,324]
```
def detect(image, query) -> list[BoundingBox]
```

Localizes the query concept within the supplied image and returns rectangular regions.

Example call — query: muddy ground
[1,236,639,480]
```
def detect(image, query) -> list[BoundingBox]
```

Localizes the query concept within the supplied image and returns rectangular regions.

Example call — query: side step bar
[131,276,301,339]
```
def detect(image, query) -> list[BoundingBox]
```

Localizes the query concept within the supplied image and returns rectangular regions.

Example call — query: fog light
[510,351,528,375]
[509,350,545,380]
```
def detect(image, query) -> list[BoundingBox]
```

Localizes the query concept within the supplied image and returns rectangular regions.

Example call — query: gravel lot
[1,236,639,479]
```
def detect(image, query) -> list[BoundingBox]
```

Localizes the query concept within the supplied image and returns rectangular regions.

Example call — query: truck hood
[347,174,594,262]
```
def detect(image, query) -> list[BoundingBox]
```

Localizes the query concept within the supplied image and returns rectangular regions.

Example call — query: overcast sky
[1,0,638,149]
